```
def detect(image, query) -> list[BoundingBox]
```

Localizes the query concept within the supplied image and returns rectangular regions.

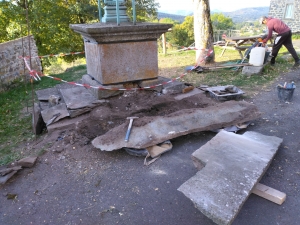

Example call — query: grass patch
[0,64,86,165]
[159,46,294,96]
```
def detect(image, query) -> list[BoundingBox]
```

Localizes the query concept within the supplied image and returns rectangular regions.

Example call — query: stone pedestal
[84,40,158,84]
[70,22,172,98]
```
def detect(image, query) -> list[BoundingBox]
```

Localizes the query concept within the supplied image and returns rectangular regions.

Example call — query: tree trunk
[194,0,215,65]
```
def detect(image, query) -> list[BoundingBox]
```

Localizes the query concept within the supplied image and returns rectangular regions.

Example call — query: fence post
[162,33,167,55]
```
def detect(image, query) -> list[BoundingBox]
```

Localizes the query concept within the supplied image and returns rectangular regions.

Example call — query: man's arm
[263,23,273,43]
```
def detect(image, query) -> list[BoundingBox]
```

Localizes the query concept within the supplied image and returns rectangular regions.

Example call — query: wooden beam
[252,183,286,205]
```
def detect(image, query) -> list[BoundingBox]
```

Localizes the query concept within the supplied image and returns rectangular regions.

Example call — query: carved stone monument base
[70,22,172,99]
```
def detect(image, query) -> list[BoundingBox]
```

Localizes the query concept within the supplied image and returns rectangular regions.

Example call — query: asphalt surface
[1,62,300,224]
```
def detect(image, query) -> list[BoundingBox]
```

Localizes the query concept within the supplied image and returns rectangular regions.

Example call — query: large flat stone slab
[92,101,261,151]
[178,131,283,225]
[59,86,108,117]
[35,87,60,101]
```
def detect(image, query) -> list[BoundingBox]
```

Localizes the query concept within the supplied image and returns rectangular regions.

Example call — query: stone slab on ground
[47,113,90,133]
[59,85,108,117]
[242,65,264,75]
[15,156,37,168]
[82,74,123,99]
[35,87,60,101]
[92,101,261,151]
[161,77,186,95]
[41,103,70,125]
[138,77,166,93]
[174,88,204,100]
[178,131,283,225]
[0,171,17,184]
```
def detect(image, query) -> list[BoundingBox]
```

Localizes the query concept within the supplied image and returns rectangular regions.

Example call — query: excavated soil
[1,67,300,225]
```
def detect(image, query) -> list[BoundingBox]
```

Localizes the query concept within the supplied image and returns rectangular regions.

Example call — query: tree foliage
[167,16,194,47]
[126,0,159,22]
[211,12,234,30]
[0,0,159,62]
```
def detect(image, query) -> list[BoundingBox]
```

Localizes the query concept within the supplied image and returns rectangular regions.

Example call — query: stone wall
[269,0,300,32]
[0,36,42,91]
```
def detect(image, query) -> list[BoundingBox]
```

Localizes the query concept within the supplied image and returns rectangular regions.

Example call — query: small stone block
[161,77,185,95]
[138,78,164,92]
[82,74,123,99]
[16,157,37,168]
[242,65,264,75]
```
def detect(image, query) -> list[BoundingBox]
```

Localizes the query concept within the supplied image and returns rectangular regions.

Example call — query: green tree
[211,12,234,30]
[126,0,159,22]
[159,18,179,25]
[168,16,194,47]
[0,0,159,62]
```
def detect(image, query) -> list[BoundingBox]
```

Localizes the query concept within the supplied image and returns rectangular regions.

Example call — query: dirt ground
[1,66,300,225]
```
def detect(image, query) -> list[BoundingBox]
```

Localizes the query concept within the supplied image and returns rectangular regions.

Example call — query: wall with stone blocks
[0,36,42,91]
[269,0,300,33]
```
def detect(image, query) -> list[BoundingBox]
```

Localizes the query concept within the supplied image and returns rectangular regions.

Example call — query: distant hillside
[157,12,186,23]
[222,7,269,23]
[158,7,269,24]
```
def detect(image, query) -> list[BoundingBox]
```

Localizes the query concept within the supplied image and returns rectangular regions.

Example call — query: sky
[158,0,271,13]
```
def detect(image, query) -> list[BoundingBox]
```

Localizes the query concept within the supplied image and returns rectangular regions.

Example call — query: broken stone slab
[0,166,22,176]
[59,85,108,117]
[32,103,45,135]
[178,131,283,225]
[0,171,18,185]
[35,87,60,101]
[41,103,70,125]
[47,113,90,133]
[92,101,261,151]
[39,101,50,111]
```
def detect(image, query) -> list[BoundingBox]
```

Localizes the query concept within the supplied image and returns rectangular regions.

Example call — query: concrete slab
[35,87,60,101]
[92,101,261,151]
[41,103,70,125]
[178,131,283,225]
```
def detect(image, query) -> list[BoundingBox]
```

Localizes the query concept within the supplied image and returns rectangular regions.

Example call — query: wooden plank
[252,183,286,205]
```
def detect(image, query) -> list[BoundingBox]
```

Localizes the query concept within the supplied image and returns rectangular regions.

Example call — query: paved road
[1,68,300,225]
